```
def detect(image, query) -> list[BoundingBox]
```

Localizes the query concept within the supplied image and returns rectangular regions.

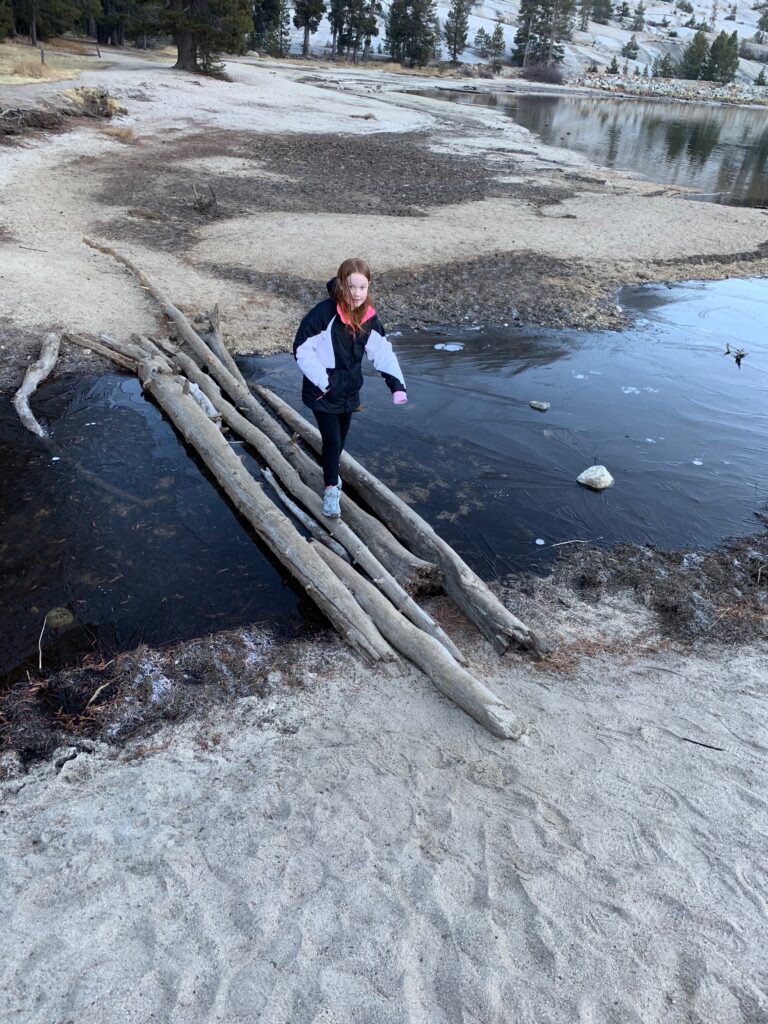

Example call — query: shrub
[521,61,564,82]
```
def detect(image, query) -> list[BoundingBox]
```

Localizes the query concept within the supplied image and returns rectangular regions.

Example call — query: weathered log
[160,345,463,662]
[137,357,395,666]
[206,304,249,390]
[262,467,350,562]
[64,332,138,371]
[313,543,524,740]
[254,383,547,657]
[13,332,60,437]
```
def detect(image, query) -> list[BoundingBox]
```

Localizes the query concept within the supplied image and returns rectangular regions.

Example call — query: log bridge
[13,240,548,740]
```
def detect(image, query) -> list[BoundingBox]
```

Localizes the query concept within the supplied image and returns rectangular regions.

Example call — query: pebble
[529,401,550,413]
[577,465,614,490]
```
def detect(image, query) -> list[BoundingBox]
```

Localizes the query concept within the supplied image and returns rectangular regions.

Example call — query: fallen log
[13,332,60,437]
[253,383,547,657]
[64,332,138,372]
[313,543,524,740]
[137,357,395,666]
[158,343,463,662]
[262,467,351,563]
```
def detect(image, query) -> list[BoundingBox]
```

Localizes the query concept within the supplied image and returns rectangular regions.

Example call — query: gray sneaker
[323,485,341,518]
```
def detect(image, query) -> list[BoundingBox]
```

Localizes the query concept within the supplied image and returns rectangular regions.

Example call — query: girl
[293,258,407,519]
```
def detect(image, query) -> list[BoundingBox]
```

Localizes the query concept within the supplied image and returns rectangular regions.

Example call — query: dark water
[0,375,314,684]
[420,90,768,207]
[2,277,766,679]
[247,276,768,579]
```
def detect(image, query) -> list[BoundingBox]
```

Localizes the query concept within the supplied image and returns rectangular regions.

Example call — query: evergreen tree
[487,19,505,69]
[578,0,590,29]
[294,0,326,56]
[591,0,613,24]
[631,0,644,28]
[0,0,12,39]
[163,0,252,72]
[385,0,438,65]
[512,0,574,65]
[758,65,767,84]
[756,2,768,43]
[252,0,280,49]
[616,0,629,20]
[327,0,345,54]
[656,51,675,75]
[703,28,738,80]
[474,24,489,54]
[607,53,619,70]
[677,28,709,77]
[444,0,472,61]
[621,32,638,55]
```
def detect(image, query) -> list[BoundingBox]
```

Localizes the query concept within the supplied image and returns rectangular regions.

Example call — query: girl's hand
[393,391,407,405]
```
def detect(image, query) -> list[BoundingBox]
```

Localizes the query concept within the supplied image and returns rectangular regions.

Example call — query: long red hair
[334,257,372,334]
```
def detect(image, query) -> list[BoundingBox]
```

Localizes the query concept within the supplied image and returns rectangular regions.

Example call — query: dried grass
[102,125,135,143]
[11,60,57,79]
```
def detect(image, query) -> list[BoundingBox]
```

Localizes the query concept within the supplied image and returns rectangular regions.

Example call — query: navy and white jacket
[293,281,406,415]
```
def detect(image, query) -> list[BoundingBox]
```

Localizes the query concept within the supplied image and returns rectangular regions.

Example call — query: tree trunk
[174,29,197,70]
[303,24,310,56]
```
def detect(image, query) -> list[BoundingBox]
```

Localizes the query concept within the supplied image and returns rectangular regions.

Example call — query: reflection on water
[0,376,315,683]
[420,90,768,206]
[249,277,768,580]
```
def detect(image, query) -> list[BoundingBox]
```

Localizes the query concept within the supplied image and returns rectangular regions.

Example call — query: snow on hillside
[284,0,768,83]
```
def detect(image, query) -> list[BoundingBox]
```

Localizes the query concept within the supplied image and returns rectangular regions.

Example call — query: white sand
[2,591,766,1022]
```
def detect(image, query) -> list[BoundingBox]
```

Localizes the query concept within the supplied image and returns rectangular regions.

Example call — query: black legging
[313,410,353,487]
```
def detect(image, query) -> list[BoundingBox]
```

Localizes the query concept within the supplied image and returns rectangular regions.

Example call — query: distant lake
[419,90,768,207]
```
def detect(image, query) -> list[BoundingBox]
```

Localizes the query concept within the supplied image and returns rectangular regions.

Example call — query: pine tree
[703,28,739,80]
[757,66,767,84]
[578,0,590,29]
[677,28,709,78]
[165,0,252,73]
[474,25,489,54]
[0,0,11,39]
[294,0,326,56]
[444,0,472,61]
[512,0,574,65]
[385,0,438,66]
[591,0,613,24]
[487,19,505,69]
[756,2,768,43]
[631,0,644,29]
[607,53,619,71]
[327,0,347,55]
[252,0,279,50]
[621,32,638,56]
[616,0,630,21]
[657,52,675,75]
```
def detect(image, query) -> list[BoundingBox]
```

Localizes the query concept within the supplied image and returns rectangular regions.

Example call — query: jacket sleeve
[365,323,406,393]
[293,307,330,392]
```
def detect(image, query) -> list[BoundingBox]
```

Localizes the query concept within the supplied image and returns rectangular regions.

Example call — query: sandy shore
[1,51,767,1022]
[2,587,767,1023]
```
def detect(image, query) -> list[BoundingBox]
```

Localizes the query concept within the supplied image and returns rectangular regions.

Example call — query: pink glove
[393,391,408,405]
